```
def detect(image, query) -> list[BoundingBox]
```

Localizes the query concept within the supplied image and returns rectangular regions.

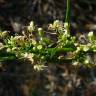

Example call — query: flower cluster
[0,20,96,70]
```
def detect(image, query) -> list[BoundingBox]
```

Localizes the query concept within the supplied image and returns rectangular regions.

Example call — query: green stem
[65,0,71,32]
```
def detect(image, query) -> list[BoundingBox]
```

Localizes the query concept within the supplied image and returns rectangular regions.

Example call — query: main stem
[65,0,71,33]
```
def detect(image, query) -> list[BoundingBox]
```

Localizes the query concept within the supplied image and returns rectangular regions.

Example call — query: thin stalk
[65,0,71,33]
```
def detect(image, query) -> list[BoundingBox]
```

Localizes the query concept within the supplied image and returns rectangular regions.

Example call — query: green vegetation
[0,0,96,71]
[0,20,96,70]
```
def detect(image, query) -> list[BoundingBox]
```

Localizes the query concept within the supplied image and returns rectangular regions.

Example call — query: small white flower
[28,21,35,32]
[76,47,81,53]
[84,59,89,64]
[64,22,69,28]
[7,48,11,52]
[83,45,89,52]
[33,47,36,50]
[53,20,62,28]
[37,45,42,50]
[88,31,93,38]
[24,53,28,57]
[73,61,78,66]
[34,64,47,71]
[30,21,34,27]
[38,28,42,32]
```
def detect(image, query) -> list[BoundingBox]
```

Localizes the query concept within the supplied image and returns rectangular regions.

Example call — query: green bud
[38,28,44,37]
[37,45,42,50]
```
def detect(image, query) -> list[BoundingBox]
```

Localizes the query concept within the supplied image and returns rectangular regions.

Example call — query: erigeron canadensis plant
[0,0,96,70]
[0,21,95,70]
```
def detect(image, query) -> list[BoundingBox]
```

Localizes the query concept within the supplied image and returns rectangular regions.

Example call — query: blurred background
[0,0,96,32]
